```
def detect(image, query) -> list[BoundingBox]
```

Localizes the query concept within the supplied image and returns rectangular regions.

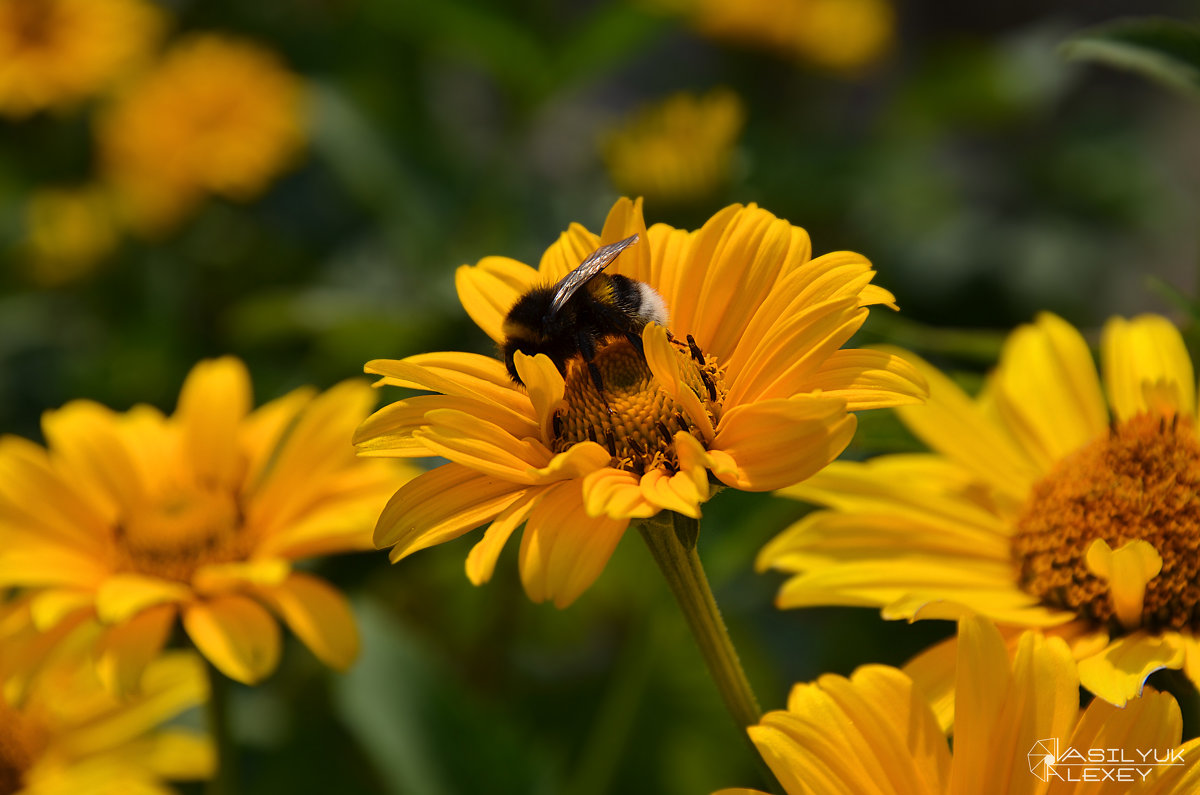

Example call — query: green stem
[638,513,771,777]
[205,661,236,795]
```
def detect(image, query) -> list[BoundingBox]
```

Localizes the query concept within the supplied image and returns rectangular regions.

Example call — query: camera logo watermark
[1029,738,1185,783]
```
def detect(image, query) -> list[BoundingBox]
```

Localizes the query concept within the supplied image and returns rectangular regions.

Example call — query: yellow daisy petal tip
[1086,539,1163,631]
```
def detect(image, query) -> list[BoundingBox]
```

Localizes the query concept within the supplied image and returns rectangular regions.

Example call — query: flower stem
[205,661,236,795]
[638,513,773,783]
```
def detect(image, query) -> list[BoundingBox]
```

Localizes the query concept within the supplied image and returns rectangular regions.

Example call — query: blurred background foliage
[3,0,1200,793]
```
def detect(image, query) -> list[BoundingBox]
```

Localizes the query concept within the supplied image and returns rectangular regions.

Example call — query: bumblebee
[501,233,668,393]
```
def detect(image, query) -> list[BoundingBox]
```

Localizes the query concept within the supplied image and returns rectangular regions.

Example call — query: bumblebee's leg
[576,328,609,397]
[624,331,645,358]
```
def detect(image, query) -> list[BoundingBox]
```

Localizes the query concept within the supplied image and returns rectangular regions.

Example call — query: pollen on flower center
[113,485,249,583]
[9,0,55,47]
[552,334,725,475]
[0,699,45,795]
[1013,412,1200,633]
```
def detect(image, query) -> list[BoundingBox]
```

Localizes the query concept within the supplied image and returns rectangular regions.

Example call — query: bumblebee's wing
[549,233,639,316]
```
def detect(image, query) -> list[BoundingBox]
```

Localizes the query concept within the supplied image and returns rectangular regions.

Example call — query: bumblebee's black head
[501,286,555,385]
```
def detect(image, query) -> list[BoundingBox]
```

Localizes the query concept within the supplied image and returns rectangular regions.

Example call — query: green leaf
[1062,17,1200,98]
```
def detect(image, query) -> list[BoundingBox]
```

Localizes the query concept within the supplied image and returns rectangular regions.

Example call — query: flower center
[8,0,57,49]
[552,334,725,475]
[0,699,45,795]
[113,484,250,583]
[1012,412,1200,633]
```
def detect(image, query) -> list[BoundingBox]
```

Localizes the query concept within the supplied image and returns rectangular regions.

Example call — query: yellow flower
[356,197,926,608]
[96,34,306,236]
[717,616,1200,795]
[1,599,213,795]
[0,358,412,688]
[23,185,119,287]
[0,0,164,118]
[760,312,1200,722]
[602,88,744,205]
[654,0,895,72]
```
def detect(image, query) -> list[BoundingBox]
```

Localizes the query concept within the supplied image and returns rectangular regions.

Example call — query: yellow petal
[354,394,538,457]
[990,313,1109,469]
[365,352,532,418]
[526,440,612,483]
[642,322,715,440]
[673,430,713,502]
[658,203,741,339]
[713,396,856,491]
[1103,314,1196,421]
[1062,688,1181,795]
[598,196,652,283]
[1085,538,1162,631]
[175,357,252,489]
[41,399,145,516]
[0,543,107,588]
[240,385,317,490]
[455,255,539,344]
[247,379,376,532]
[415,408,552,482]
[1077,632,1185,706]
[645,222,695,325]
[639,467,702,518]
[724,250,878,379]
[724,296,864,407]
[183,595,281,684]
[903,635,959,732]
[689,210,799,360]
[140,729,216,780]
[977,631,1078,794]
[96,603,177,696]
[513,351,565,443]
[96,574,191,623]
[581,467,657,520]
[1135,737,1200,795]
[374,463,527,558]
[890,347,1040,500]
[0,434,112,548]
[518,481,628,608]
[29,588,94,631]
[257,572,359,671]
[538,222,601,283]
[951,616,1021,794]
[61,651,209,757]
[798,348,929,410]
[465,490,539,585]
[814,665,951,794]
[193,559,291,595]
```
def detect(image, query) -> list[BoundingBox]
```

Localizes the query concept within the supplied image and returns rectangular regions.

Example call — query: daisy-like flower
[717,616,1200,795]
[23,185,119,287]
[760,312,1200,721]
[0,0,163,118]
[355,197,926,608]
[0,358,411,689]
[1,599,213,795]
[96,34,306,236]
[602,88,744,205]
[650,0,895,72]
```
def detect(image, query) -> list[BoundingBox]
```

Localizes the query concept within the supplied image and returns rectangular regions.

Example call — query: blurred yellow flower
[0,0,163,118]
[1,600,212,795]
[656,0,895,72]
[603,89,744,205]
[761,312,1200,724]
[717,616,1200,795]
[23,185,119,287]
[356,197,925,608]
[97,34,307,236]
[0,358,414,688]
